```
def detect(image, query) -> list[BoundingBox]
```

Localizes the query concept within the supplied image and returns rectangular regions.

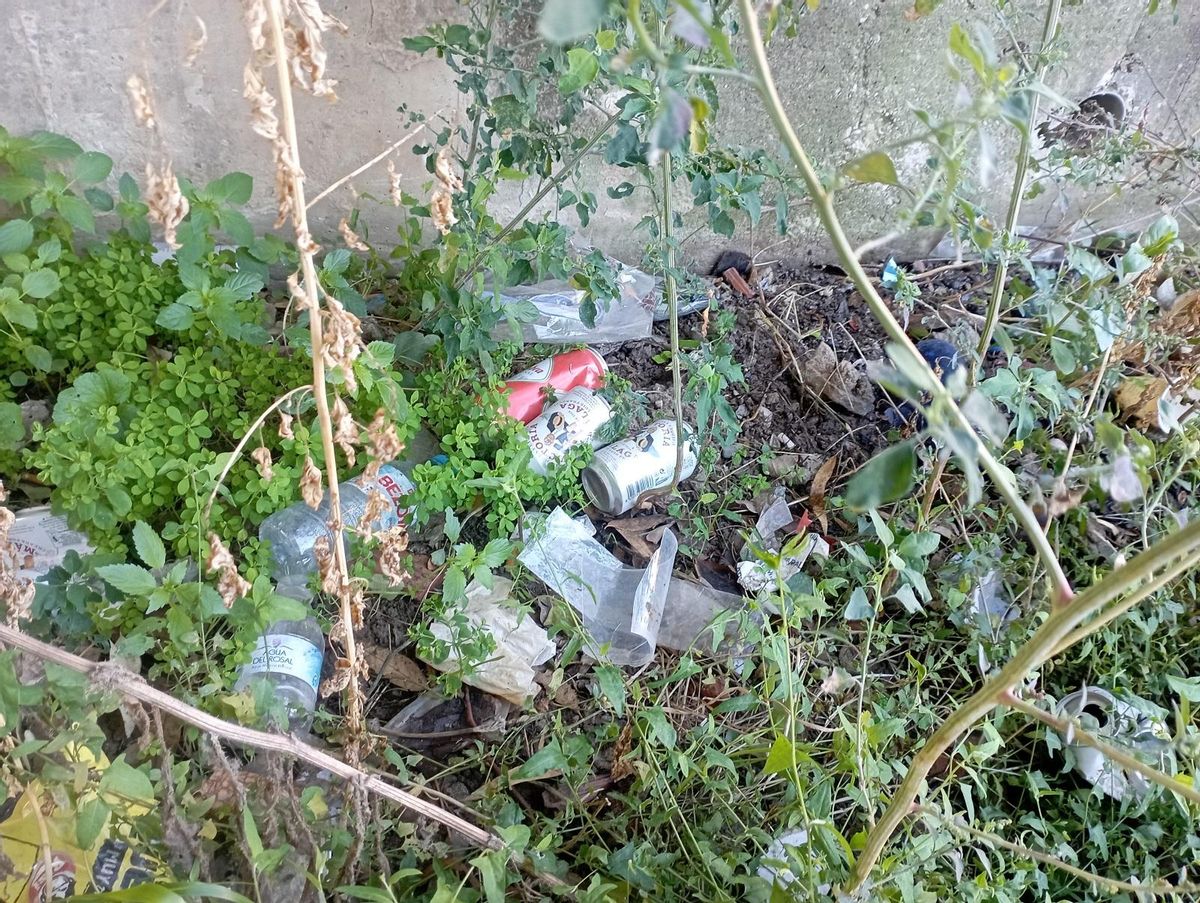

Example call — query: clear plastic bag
[487,263,657,345]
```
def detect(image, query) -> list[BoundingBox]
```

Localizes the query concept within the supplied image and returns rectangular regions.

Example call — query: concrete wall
[5,1,1198,269]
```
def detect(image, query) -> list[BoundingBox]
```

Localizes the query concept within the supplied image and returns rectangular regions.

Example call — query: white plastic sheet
[423,576,555,705]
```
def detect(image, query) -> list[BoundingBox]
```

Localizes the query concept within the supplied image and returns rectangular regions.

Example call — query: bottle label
[243,634,323,691]
[508,358,553,383]
[355,464,415,530]
[526,388,612,472]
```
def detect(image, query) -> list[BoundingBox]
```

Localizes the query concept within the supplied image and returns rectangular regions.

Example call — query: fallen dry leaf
[606,514,674,560]
[1046,484,1085,519]
[1116,375,1173,431]
[360,640,428,691]
[809,454,838,534]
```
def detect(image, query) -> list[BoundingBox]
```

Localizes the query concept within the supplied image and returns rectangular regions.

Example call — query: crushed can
[503,349,607,423]
[525,387,612,475]
[582,419,697,514]
[1055,686,1173,801]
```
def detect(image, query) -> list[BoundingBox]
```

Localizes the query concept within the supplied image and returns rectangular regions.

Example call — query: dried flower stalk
[339,217,369,252]
[144,162,189,250]
[185,17,209,67]
[253,0,366,755]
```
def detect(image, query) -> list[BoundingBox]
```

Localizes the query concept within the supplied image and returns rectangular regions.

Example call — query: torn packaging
[519,508,748,666]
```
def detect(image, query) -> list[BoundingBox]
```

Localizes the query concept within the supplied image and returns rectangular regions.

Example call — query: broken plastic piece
[657,579,749,653]
[422,577,555,705]
[519,508,676,667]
[1055,686,1174,801]
[757,827,832,892]
[737,533,829,599]
[651,283,713,321]
[382,691,512,755]
[881,257,900,289]
[968,570,1020,639]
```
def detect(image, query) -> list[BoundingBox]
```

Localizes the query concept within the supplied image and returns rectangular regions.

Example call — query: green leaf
[0,220,34,254]
[37,237,62,263]
[206,171,253,205]
[844,151,899,186]
[516,740,568,778]
[99,754,155,801]
[4,299,37,330]
[56,193,96,232]
[949,23,985,78]
[648,90,693,161]
[469,850,509,903]
[845,442,917,511]
[96,563,158,596]
[76,797,111,849]
[24,344,51,371]
[538,0,605,43]
[0,402,24,449]
[119,171,141,202]
[67,887,186,903]
[21,267,60,299]
[1166,675,1200,702]
[640,707,677,750]
[909,0,944,17]
[764,733,796,775]
[156,302,195,331]
[843,586,875,620]
[133,520,167,569]
[594,664,626,716]
[28,131,82,159]
[74,151,114,183]
[85,187,115,211]
[558,48,600,94]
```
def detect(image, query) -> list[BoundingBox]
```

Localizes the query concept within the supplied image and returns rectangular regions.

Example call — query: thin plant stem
[733,0,1071,601]
[1003,694,1200,805]
[203,384,312,523]
[974,0,1064,368]
[264,0,365,747]
[661,151,686,486]
[842,517,1200,891]
[305,121,432,211]
[456,110,621,288]
[918,806,1200,896]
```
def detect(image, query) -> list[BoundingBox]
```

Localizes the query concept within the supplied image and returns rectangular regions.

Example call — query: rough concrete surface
[3,1,1197,269]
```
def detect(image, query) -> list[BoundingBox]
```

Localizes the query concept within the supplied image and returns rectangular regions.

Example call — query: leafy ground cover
[1,1,1198,901]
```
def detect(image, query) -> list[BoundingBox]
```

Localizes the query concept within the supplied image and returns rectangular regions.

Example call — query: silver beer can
[582,420,697,515]
[525,387,613,475]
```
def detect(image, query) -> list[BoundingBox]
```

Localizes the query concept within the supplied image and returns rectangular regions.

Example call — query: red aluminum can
[502,349,607,423]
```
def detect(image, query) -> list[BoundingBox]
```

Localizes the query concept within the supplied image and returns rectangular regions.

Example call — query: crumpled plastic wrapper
[422,576,555,705]
[519,508,676,667]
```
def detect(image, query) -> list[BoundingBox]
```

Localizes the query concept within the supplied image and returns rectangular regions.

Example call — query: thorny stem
[974,0,1064,368]
[456,109,621,288]
[733,0,1071,601]
[1003,694,1200,805]
[843,517,1200,891]
[661,151,686,487]
[918,806,1200,896]
[264,0,365,750]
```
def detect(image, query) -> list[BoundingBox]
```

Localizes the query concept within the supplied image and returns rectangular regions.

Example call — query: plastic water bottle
[235,617,325,728]
[260,429,440,599]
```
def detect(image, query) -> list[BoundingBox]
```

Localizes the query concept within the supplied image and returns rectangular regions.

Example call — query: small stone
[759,407,774,427]
[735,403,749,418]
[772,432,796,451]
[1156,277,1177,309]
